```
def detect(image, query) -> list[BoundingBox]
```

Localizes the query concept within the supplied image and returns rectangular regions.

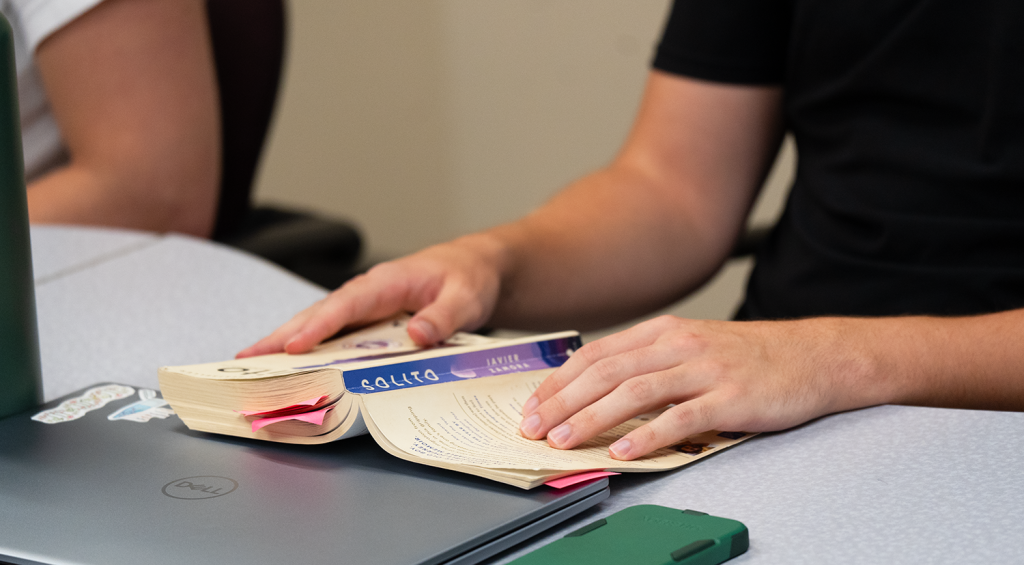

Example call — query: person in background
[3,0,219,236]
[241,0,1024,460]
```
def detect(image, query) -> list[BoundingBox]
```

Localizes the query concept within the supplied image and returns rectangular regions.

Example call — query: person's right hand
[236,234,507,358]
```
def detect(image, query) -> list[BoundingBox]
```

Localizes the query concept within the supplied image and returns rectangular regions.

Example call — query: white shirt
[1,0,104,182]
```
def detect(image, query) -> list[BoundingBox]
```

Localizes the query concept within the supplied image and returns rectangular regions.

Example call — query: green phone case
[510,505,748,565]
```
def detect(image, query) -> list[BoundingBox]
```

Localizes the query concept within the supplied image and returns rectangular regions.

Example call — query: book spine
[343,336,581,394]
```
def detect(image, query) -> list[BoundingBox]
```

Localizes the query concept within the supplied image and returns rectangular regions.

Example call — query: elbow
[125,138,221,238]
[163,154,221,238]
[55,116,223,236]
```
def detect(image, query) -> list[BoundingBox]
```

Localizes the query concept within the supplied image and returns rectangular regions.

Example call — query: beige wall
[254,1,795,336]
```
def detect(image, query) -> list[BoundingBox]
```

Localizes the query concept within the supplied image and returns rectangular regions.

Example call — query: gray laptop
[0,387,608,565]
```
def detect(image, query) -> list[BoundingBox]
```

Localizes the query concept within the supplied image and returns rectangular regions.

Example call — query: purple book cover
[342,335,581,394]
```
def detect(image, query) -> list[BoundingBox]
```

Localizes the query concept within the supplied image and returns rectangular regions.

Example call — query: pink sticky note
[238,396,328,417]
[545,471,620,489]
[251,406,333,432]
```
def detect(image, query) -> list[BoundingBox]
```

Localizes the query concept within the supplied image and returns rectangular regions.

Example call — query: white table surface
[30,225,326,401]
[29,226,1024,565]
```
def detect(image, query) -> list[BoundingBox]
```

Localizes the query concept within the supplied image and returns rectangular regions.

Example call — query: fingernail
[284,337,298,351]
[522,396,539,415]
[409,318,438,344]
[609,438,633,459]
[548,423,572,446]
[520,414,541,438]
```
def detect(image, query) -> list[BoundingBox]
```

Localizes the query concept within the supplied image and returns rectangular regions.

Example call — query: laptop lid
[0,11,43,421]
[0,384,608,565]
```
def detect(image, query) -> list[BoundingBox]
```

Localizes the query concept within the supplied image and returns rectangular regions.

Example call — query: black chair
[730,224,772,258]
[205,0,362,289]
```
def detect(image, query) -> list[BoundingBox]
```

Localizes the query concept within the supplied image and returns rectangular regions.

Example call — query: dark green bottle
[0,13,43,420]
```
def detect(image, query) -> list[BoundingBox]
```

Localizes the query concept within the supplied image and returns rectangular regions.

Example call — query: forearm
[807,311,1024,415]
[473,73,783,331]
[862,310,1024,411]
[479,164,730,331]
[27,156,218,237]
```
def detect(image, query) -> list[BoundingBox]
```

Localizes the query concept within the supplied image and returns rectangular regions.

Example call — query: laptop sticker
[107,389,175,423]
[32,385,136,424]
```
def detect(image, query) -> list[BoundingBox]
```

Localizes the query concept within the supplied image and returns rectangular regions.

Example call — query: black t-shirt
[654,0,1024,319]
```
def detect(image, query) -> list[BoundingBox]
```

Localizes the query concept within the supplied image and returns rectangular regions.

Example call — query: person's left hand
[518,315,884,460]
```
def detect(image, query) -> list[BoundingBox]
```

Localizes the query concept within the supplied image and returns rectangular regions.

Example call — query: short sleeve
[4,0,105,52]
[653,0,791,85]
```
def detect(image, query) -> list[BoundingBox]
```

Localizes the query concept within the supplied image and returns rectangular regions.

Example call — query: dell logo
[162,476,238,500]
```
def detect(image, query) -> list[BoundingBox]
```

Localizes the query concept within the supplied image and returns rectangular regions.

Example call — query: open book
[159,317,753,489]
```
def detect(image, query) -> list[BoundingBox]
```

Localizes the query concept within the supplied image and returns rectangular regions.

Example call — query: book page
[361,369,752,472]
[160,316,499,381]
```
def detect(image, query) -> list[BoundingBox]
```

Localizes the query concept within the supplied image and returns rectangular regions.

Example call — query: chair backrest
[0,13,43,419]
[206,0,286,241]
